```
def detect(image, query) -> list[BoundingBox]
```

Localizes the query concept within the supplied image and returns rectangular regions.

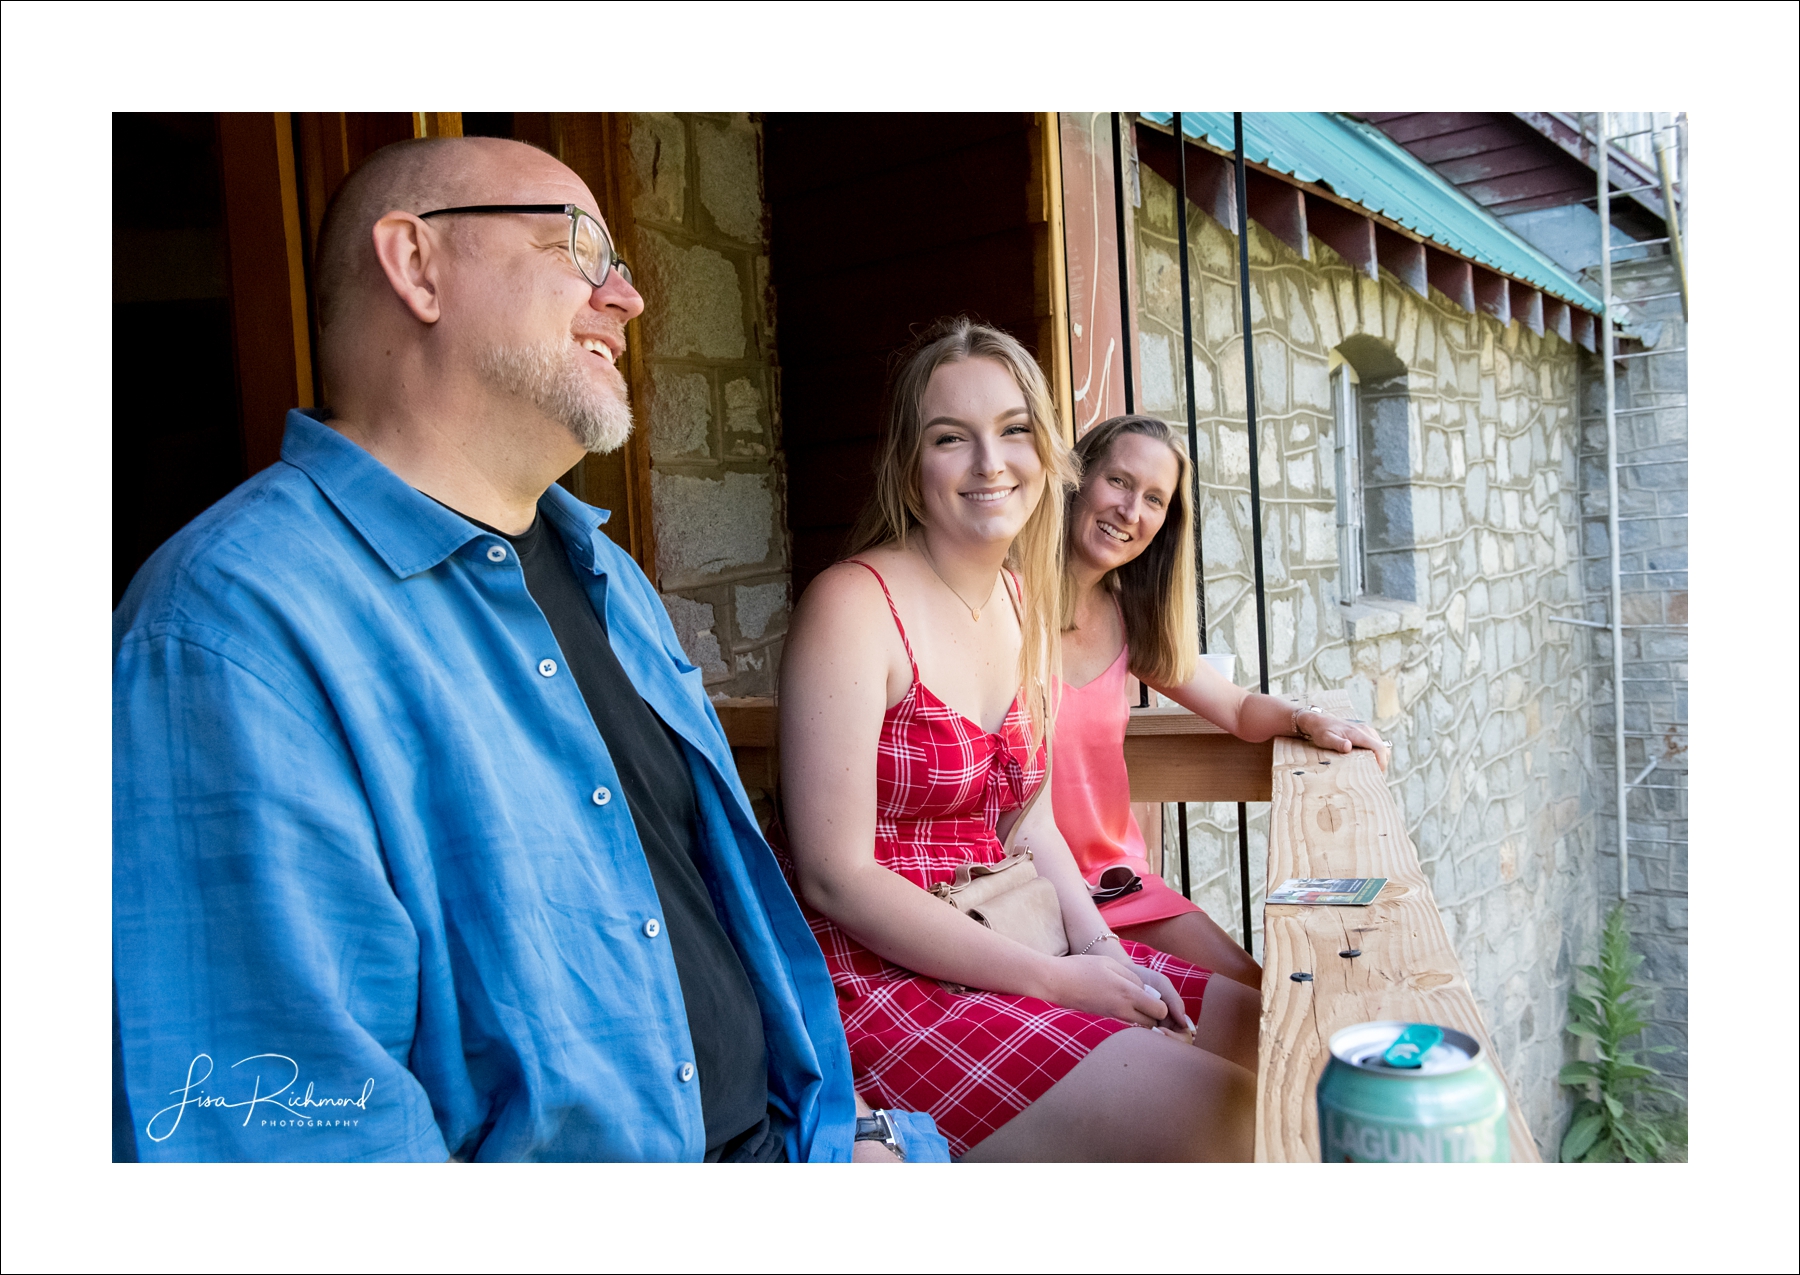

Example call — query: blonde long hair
[845,317,1078,748]
[1064,415,1199,689]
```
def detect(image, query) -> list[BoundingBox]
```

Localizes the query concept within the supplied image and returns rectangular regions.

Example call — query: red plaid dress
[798,561,1213,1156]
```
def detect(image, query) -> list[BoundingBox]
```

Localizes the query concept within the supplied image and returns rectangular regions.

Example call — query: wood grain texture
[1122,705,1272,803]
[1256,691,1540,1162]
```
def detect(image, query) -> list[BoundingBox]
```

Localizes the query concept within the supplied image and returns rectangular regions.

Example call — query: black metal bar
[1177,802,1191,909]
[1233,112,1271,695]
[1232,113,1269,957]
[1110,112,1136,417]
[1115,112,1151,714]
[1172,112,1208,663]
[1237,801,1254,955]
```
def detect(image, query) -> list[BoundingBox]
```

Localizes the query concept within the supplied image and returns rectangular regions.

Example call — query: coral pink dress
[787,562,1212,1157]
[1053,639,1205,928]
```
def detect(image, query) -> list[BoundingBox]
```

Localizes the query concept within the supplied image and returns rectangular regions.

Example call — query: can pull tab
[1382,1023,1444,1069]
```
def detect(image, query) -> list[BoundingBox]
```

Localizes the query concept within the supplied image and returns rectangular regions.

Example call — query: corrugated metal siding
[1140,111,1602,312]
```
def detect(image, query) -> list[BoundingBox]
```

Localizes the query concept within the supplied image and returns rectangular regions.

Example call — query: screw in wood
[1289,972,1313,982]
[1339,949,1361,958]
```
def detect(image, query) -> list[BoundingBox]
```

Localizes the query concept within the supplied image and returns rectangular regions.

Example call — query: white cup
[1201,652,1237,683]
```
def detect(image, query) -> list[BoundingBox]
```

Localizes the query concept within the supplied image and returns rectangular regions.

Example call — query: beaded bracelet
[1076,931,1120,956]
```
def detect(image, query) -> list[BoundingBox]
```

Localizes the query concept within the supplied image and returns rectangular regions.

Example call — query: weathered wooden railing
[716,690,1537,1161]
[1258,690,1537,1161]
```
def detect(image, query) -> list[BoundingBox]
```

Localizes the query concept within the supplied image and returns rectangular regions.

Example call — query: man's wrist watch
[854,1108,906,1161]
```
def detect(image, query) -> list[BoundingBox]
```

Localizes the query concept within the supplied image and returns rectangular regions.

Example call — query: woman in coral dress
[778,320,1257,1161]
[1055,415,1389,984]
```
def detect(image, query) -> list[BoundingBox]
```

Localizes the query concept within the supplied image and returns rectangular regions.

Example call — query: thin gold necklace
[916,544,998,622]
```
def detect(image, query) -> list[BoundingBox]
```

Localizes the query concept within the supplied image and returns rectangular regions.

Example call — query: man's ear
[370,212,443,324]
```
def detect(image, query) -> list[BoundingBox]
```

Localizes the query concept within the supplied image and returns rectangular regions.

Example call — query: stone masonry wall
[627,112,789,699]
[1130,156,1603,1154]
[1577,255,1688,1095]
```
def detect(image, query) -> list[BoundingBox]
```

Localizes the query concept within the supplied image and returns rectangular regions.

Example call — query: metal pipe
[1110,113,1136,417]
[1231,112,1270,957]
[1171,111,1207,907]
[1653,124,1689,320]
[1172,113,1209,659]
[1112,113,1152,718]
[1236,803,1253,955]
[1597,112,1631,900]
[1232,113,1271,695]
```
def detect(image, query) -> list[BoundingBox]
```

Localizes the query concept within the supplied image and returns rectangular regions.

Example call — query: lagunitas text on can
[1316,1021,1510,1162]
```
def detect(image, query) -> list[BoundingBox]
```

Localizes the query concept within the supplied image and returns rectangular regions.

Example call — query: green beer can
[1317,1021,1510,1162]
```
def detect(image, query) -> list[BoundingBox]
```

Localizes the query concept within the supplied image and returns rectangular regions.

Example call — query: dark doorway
[763,113,1045,596]
[114,113,244,606]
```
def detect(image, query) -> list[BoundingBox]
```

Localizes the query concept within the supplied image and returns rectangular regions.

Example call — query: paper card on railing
[1266,877,1387,906]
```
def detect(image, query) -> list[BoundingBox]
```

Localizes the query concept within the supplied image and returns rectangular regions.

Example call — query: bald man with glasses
[112,136,944,1164]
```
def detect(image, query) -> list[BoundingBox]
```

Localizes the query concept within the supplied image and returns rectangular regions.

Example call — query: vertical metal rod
[1598,112,1630,900]
[1653,124,1688,320]
[1231,113,1269,956]
[1176,807,1192,909]
[1233,113,1271,694]
[1172,113,1208,661]
[1110,112,1136,416]
[1113,114,1151,714]
[1237,802,1253,954]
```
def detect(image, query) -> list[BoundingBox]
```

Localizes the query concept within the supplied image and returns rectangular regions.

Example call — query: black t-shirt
[476,508,775,1160]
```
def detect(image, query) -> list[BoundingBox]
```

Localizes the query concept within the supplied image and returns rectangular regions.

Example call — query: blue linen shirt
[113,409,878,1162]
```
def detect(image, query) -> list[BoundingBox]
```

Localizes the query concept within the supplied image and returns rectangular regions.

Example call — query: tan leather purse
[929,761,1069,961]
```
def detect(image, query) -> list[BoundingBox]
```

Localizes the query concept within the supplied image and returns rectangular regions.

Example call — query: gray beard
[475,338,634,455]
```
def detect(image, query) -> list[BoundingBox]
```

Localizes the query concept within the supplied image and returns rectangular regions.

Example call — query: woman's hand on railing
[1049,954,1171,1027]
[1298,710,1390,771]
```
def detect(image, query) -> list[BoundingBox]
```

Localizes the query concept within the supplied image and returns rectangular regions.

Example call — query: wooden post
[218,112,316,474]
[1031,112,1075,444]
[413,112,464,139]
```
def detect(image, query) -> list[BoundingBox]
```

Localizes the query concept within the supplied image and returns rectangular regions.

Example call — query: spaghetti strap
[844,559,919,678]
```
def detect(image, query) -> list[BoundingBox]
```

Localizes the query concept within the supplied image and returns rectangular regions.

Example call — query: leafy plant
[1559,902,1685,1162]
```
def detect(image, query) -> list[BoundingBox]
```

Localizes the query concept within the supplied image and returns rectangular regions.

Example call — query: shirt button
[677,1062,695,1084]
[486,544,507,563]
[591,787,612,806]
[643,918,661,939]
[538,658,558,677]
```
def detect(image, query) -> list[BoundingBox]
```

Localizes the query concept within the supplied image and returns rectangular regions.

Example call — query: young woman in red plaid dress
[779,319,1256,1160]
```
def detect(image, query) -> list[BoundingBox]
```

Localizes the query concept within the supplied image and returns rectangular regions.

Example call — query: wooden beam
[1425,246,1476,311]
[1245,168,1310,259]
[217,113,316,474]
[1472,266,1511,326]
[413,112,463,139]
[1571,308,1597,352]
[1123,705,1272,802]
[1305,196,1376,279]
[715,698,1276,806]
[1256,690,1541,1162]
[1374,225,1429,298]
[1132,120,1236,233]
[1509,281,1545,335]
[1544,297,1573,343]
[1031,112,1076,443]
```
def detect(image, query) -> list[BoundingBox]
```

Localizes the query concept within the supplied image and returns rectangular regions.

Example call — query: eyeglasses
[417,203,633,291]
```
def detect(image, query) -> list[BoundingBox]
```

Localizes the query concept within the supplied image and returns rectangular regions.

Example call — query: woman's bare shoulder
[789,555,908,649]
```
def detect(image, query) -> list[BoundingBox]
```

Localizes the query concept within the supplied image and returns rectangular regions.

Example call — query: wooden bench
[716,689,1537,1161]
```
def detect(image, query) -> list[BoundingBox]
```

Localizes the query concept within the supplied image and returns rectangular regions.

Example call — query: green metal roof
[1139,111,1602,313]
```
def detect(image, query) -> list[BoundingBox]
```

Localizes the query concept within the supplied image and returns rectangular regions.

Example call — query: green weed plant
[1559,902,1685,1162]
